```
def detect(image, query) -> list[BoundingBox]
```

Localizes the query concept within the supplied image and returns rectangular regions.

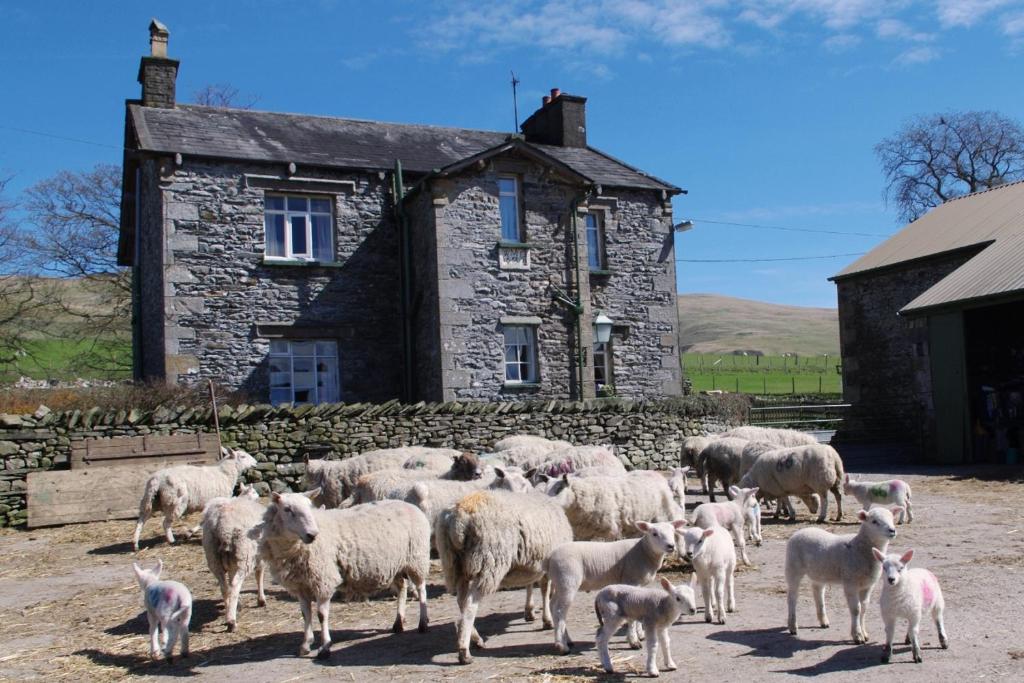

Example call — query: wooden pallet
[70,433,220,469]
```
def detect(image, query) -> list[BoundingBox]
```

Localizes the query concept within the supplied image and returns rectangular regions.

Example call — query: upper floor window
[585,213,605,270]
[504,325,538,384]
[498,177,522,242]
[265,195,333,261]
[269,339,340,405]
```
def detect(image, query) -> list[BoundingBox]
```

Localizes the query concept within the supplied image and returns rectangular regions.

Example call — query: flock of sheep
[128,428,946,676]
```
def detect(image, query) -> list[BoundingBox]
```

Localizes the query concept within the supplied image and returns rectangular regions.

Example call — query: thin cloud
[937,0,1019,28]
[893,45,941,65]
[822,33,862,52]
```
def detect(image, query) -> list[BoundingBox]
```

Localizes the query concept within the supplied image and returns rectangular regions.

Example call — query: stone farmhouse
[118,21,685,405]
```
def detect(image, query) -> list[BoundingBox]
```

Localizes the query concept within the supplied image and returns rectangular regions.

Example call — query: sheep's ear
[132,561,144,578]
[495,467,507,479]
[749,487,759,497]
[153,559,163,578]
[900,549,914,565]
[857,509,868,521]
[562,473,571,484]
[635,520,650,532]
[672,519,688,529]
[702,528,715,538]
[728,485,740,498]
[525,468,537,480]
[272,491,283,503]
[303,453,310,465]
[302,487,321,500]
[659,576,673,593]
[452,454,463,464]
[872,547,885,562]
[535,473,549,483]
[891,505,904,517]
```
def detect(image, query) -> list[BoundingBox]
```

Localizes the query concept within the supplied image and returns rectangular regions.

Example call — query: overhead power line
[677,252,865,263]
[684,216,891,238]
[0,123,124,151]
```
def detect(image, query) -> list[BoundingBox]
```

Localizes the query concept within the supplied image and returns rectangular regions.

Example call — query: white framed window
[585,213,605,270]
[269,339,340,405]
[594,340,613,390]
[504,325,538,384]
[498,176,522,242]
[264,194,333,261]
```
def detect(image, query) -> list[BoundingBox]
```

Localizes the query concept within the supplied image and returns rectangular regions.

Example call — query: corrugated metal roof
[833,179,1024,280]
[129,104,679,192]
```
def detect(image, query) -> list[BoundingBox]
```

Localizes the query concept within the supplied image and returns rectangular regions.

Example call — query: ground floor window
[269,340,340,405]
[594,340,613,391]
[504,325,538,383]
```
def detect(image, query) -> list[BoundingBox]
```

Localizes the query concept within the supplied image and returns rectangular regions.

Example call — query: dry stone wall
[0,395,748,527]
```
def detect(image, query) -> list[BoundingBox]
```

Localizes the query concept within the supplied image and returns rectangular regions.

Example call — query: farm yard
[0,467,1021,682]
[682,353,843,395]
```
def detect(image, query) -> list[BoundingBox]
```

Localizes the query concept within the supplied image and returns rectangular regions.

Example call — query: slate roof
[128,104,679,193]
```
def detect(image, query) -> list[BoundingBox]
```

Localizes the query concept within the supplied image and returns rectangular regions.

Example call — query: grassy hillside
[677,293,839,357]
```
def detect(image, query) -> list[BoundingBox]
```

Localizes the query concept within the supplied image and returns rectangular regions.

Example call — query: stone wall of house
[0,395,748,527]
[158,159,403,402]
[835,249,979,453]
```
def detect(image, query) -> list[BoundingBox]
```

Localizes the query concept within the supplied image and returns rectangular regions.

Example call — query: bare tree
[876,111,1024,223]
[0,177,49,368]
[193,83,258,109]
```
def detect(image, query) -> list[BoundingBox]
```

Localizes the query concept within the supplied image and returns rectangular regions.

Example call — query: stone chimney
[137,19,178,108]
[520,88,587,147]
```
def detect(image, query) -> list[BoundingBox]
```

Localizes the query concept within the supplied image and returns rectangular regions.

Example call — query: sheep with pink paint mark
[132,560,192,662]
[844,475,913,523]
[873,547,949,663]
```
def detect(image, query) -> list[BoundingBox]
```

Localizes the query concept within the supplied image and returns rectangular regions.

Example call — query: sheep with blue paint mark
[132,560,192,662]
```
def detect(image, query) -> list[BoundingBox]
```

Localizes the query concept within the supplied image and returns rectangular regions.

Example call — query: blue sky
[1,1,1022,308]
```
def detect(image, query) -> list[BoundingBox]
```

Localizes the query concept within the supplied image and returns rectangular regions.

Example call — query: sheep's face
[677,527,714,562]
[224,448,258,471]
[271,492,320,544]
[238,484,259,500]
[859,507,897,540]
[636,521,683,555]
[451,453,483,481]
[875,548,914,586]
[660,577,697,616]
[491,467,531,493]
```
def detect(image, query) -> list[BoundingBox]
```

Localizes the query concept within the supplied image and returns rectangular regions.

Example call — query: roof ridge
[940,177,1024,206]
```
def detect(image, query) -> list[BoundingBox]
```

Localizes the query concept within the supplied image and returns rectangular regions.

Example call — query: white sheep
[844,475,913,523]
[873,547,948,663]
[492,434,572,452]
[435,489,573,665]
[497,444,625,476]
[200,484,265,632]
[547,472,684,541]
[739,443,845,523]
[691,485,760,566]
[133,447,258,551]
[545,519,687,653]
[132,560,192,662]
[721,426,819,446]
[594,577,697,677]
[677,526,736,624]
[785,506,899,643]
[695,437,749,501]
[680,435,716,469]
[259,492,431,659]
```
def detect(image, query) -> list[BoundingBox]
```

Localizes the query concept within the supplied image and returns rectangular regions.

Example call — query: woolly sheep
[691,485,760,566]
[785,506,899,643]
[721,426,819,447]
[680,435,716,469]
[739,443,845,523]
[259,492,431,658]
[133,447,258,551]
[498,444,625,476]
[435,489,573,665]
[873,547,948,663]
[132,560,192,662]
[696,437,750,501]
[545,519,687,653]
[740,440,821,519]
[547,473,684,540]
[594,577,697,677]
[677,526,737,624]
[200,484,265,632]
[844,475,913,524]
[492,434,572,452]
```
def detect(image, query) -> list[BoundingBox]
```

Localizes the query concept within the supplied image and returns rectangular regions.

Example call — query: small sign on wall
[498,244,531,270]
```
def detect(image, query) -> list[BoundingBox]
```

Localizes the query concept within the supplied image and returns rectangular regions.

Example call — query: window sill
[261,257,345,268]
[502,382,541,390]
[589,268,613,276]
[497,240,533,249]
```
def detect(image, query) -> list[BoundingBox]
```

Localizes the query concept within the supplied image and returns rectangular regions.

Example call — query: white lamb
[785,506,899,643]
[132,560,192,662]
[200,484,265,632]
[873,547,949,663]
[133,447,258,551]
[545,519,687,653]
[677,526,737,624]
[547,473,684,540]
[691,485,759,566]
[492,434,572,452]
[435,489,573,665]
[844,475,913,523]
[259,492,431,659]
[594,577,697,677]
[739,443,845,523]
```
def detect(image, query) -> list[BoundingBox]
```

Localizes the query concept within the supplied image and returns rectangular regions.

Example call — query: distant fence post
[791,377,796,394]
[735,377,739,393]
[763,376,767,394]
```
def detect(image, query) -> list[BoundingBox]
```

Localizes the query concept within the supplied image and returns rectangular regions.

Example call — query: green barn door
[929,311,968,464]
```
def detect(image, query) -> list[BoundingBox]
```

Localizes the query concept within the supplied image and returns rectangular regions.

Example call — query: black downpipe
[392,161,414,403]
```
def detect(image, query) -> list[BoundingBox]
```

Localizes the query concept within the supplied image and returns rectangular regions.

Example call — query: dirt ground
[1,467,1023,682]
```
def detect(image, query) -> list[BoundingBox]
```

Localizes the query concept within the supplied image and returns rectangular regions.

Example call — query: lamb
[677,526,736,624]
[492,434,572,452]
[844,475,913,523]
[547,472,684,540]
[200,484,265,632]
[133,447,258,551]
[435,489,573,664]
[873,548,948,663]
[545,519,687,653]
[785,506,899,643]
[691,485,760,566]
[721,426,819,447]
[594,577,697,677]
[696,437,750,501]
[259,492,431,658]
[739,443,845,522]
[132,560,192,662]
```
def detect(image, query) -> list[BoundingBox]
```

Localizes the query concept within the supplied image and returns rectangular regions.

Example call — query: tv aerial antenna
[511,71,521,132]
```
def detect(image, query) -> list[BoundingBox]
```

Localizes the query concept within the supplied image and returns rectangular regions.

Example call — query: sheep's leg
[881,615,896,663]
[147,612,161,659]
[935,603,948,649]
[597,614,624,673]
[844,585,866,644]
[816,488,829,523]
[905,498,914,523]
[540,575,553,629]
[392,577,408,633]
[812,582,829,628]
[415,575,429,633]
[644,619,660,677]
[255,564,267,607]
[298,600,315,656]
[163,622,177,662]
[857,586,872,641]
[457,583,483,664]
[786,574,802,635]
[909,615,923,663]
[552,584,577,654]
[708,476,717,503]
[162,512,176,545]
[714,575,726,624]
[315,599,332,660]
[701,575,714,624]
[659,626,676,671]
[179,606,191,657]
[627,620,643,649]
[132,514,149,552]
[726,567,736,613]
[733,525,751,566]
[523,582,535,622]
[225,570,245,632]
[831,486,843,522]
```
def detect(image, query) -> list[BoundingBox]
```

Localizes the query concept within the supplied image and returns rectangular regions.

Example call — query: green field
[683,352,843,395]
[0,338,132,382]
